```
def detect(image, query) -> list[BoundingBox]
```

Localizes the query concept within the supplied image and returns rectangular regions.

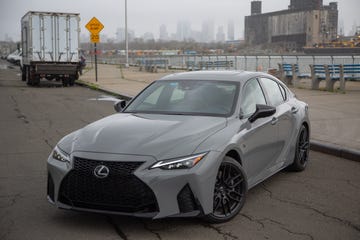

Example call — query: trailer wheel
[26,68,33,86]
[69,77,75,86]
[33,75,40,86]
[45,75,54,81]
[21,66,27,81]
[62,78,69,87]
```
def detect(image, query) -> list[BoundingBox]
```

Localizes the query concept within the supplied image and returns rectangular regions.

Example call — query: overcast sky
[0,0,359,41]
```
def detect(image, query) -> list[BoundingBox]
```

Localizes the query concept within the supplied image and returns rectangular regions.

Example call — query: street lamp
[125,0,129,67]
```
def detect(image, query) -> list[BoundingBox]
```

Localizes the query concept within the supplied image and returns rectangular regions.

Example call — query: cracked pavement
[0,60,359,240]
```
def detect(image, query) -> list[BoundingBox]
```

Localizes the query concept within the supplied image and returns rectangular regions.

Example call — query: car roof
[159,70,276,83]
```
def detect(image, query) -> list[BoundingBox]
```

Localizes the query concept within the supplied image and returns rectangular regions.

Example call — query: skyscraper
[159,24,169,41]
[116,28,135,42]
[227,20,235,41]
[116,28,126,42]
[176,21,191,41]
[201,20,215,43]
[216,26,225,42]
[143,32,154,41]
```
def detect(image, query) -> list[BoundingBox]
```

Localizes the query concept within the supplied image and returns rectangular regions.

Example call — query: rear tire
[62,78,69,87]
[21,66,27,81]
[33,75,40,86]
[288,125,309,171]
[204,156,247,223]
[69,77,75,86]
[26,67,33,86]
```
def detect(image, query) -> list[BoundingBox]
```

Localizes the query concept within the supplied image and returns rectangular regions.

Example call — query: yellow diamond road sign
[86,17,104,34]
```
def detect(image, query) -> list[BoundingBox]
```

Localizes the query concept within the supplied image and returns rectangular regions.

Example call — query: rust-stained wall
[244,2,338,49]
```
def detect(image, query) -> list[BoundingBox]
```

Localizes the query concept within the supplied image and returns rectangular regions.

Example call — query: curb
[77,79,360,163]
[76,80,133,100]
[310,140,360,162]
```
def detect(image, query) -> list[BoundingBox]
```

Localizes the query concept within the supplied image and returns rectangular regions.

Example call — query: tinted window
[125,80,239,117]
[143,85,164,105]
[240,78,266,117]
[260,78,285,106]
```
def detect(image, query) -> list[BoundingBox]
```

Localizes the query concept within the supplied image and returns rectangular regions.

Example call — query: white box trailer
[21,11,81,86]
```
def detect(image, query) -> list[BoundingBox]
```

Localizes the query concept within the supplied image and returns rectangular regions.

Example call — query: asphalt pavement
[0,60,360,239]
[79,64,360,160]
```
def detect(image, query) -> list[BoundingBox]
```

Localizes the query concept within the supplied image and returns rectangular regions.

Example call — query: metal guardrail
[86,54,360,75]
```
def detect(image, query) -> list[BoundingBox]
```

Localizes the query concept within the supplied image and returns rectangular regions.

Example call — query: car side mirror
[114,100,127,112]
[248,104,276,123]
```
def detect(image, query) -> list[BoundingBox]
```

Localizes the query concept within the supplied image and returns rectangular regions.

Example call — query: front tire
[204,156,247,223]
[288,125,310,171]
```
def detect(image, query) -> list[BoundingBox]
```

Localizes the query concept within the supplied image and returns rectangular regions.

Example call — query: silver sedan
[47,71,310,223]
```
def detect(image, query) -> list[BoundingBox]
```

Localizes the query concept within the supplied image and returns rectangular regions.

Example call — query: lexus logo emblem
[94,165,110,178]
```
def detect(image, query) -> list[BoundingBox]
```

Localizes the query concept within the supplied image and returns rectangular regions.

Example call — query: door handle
[291,107,299,114]
[271,117,278,125]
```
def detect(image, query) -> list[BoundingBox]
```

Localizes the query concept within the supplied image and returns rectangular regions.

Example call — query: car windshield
[124,80,239,117]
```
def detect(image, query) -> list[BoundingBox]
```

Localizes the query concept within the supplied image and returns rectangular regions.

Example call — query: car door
[259,77,296,172]
[239,78,279,187]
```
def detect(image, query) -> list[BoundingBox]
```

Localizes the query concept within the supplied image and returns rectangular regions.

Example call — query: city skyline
[0,0,359,42]
[92,19,237,43]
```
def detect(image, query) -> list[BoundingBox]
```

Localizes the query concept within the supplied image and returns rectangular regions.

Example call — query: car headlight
[150,152,207,170]
[52,146,70,163]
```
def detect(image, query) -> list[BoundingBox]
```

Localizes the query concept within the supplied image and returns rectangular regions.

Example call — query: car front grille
[59,157,158,213]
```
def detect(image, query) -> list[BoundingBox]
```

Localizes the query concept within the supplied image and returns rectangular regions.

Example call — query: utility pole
[125,0,129,67]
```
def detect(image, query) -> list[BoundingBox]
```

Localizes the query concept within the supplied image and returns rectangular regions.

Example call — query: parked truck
[21,11,81,86]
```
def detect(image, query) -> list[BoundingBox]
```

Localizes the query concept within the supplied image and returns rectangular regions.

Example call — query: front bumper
[47,151,222,219]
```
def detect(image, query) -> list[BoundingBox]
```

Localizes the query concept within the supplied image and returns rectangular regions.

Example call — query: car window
[240,78,266,117]
[259,78,285,106]
[125,80,239,117]
[170,87,185,102]
[278,83,287,101]
[143,85,164,105]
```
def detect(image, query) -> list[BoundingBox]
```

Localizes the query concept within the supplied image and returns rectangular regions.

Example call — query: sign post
[86,17,104,82]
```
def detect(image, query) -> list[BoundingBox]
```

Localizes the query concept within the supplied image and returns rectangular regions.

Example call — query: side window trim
[256,78,267,104]
[277,83,287,101]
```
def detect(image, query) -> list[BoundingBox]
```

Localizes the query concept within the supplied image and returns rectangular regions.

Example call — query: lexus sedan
[47,71,310,223]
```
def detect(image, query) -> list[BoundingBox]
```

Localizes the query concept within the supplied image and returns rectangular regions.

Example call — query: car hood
[61,113,226,160]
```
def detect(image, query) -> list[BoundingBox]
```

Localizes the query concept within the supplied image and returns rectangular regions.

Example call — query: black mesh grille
[47,174,55,202]
[59,157,158,213]
[177,184,198,213]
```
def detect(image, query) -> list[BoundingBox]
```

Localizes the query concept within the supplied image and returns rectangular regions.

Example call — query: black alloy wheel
[288,125,309,171]
[204,156,247,223]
